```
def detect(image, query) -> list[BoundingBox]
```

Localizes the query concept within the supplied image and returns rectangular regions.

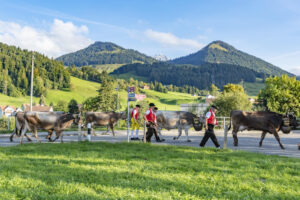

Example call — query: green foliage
[0,142,300,199]
[171,40,292,76]
[68,99,79,113]
[0,42,70,97]
[258,75,300,116]
[83,78,116,112]
[39,95,46,105]
[214,88,252,116]
[54,100,68,112]
[112,62,262,90]
[56,41,155,66]
[223,83,244,93]
[0,116,15,131]
[210,84,220,96]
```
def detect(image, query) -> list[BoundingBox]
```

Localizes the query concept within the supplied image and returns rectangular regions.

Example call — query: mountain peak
[88,41,124,52]
[170,40,293,76]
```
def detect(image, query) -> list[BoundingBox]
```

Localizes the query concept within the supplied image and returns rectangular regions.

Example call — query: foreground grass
[0,142,299,199]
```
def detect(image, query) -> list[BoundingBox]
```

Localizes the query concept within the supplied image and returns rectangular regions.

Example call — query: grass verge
[0,142,299,199]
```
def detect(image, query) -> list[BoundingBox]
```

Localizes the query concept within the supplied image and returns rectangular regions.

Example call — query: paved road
[1,129,300,158]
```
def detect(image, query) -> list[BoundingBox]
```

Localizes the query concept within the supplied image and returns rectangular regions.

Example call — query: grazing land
[0,142,299,199]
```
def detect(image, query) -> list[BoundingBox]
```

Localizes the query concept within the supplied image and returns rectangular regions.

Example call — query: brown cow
[85,112,126,136]
[10,111,65,142]
[20,112,80,144]
[228,110,299,149]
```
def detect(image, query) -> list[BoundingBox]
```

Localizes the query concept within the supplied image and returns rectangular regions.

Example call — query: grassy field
[0,77,198,110]
[0,142,299,199]
[243,81,265,96]
[92,64,125,73]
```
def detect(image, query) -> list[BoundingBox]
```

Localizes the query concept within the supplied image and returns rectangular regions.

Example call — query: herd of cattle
[9,110,299,149]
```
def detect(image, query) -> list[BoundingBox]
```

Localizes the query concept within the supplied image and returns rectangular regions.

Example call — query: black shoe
[130,138,136,141]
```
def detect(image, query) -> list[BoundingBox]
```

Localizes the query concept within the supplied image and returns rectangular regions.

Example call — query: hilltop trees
[214,83,252,116]
[0,42,70,97]
[258,75,300,116]
[82,75,116,112]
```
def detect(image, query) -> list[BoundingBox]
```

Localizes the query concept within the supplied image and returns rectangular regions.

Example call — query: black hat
[154,107,158,110]
[136,105,141,108]
[149,103,155,107]
[211,105,219,110]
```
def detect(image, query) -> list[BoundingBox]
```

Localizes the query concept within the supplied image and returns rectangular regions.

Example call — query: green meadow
[0,76,198,111]
[0,142,299,199]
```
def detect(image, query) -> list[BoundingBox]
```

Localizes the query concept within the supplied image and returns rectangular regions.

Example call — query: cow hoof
[281,146,285,150]
[187,140,191,142]
[9,137,13,142]
[234,143,238,147]
[173,137,177,140]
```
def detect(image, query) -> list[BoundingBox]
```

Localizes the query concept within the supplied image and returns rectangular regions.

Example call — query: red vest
[207,109,217,125]
[146,108,154,122]
[131,108,139,119]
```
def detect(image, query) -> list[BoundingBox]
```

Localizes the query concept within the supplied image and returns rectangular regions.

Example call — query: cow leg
[9,130,15,142]
[106,125,110,134]
[157,127,163,138]
[47,130,53,142]
[110,124,115,137]
[174,128,182,140]
[60,131,64,143]
[51,131,60,142]
[232,126,239,146]
[20,126,28,144]
[273,131,285,149]
[25,133,32,142]
[185,128,191,142]
[259,131,267,147]
[33,128,41,143]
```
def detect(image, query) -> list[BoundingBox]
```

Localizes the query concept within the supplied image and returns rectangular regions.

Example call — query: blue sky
[0,0,299,75]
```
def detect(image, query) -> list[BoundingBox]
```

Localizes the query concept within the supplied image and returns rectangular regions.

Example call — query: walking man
[199,105,221,148]
[144,103,162,142]
[131,105,140,140]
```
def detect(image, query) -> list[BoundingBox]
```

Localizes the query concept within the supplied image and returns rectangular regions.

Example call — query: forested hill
[56,41,156,66]
[0,42,70,97]
[111,62,265,90]
[170,40,293,76]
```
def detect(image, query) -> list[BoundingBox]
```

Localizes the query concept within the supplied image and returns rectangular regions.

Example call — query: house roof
[0,105,17,111]
[23,104,53,112]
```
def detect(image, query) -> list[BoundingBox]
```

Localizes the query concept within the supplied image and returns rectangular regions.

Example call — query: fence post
[8,116,10,130]
[144,121,146,143]
[223,125,228,149]
[78,123,82,141]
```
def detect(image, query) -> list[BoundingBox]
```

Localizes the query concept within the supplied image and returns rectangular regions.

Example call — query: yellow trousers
[131,118,140,130]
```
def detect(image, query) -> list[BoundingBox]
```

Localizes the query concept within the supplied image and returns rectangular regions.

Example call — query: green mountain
[111,62,265,91]
[170,40,293,76]
[56,41,156,67]
[0,42,70,97]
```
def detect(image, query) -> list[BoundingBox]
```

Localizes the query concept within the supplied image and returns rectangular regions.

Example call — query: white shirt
[132,109,138,117]
[87,123,92,129]
[145,110,151,115]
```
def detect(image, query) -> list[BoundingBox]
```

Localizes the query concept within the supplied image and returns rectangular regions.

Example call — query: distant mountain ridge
[56,41,156,66]
[170,40,293,76]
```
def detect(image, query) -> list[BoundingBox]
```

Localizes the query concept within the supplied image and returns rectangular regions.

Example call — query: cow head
[72,114,81,125]
[281,113,298,134]
[119,112,127,120]
[193,115,204,131]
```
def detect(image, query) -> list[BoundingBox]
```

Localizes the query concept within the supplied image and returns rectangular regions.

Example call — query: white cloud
[144,29,203,50]
[0,19,93,58]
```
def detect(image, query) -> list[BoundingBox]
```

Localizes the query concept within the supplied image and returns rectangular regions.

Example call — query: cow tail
[227,111,232,131]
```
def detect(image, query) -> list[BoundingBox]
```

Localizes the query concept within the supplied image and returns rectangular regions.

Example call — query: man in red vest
[200,105,221,148]
[144,103,162,142]
[131,105,140,140]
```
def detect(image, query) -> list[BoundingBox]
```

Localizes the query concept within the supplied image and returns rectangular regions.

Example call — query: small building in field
[22,104,53,112]
[205,95,216,104]
[141,85,150,90]
[0,105,17,117]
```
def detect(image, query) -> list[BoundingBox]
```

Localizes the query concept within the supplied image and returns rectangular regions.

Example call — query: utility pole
[116,84,119,127]
[30,54,34,112]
